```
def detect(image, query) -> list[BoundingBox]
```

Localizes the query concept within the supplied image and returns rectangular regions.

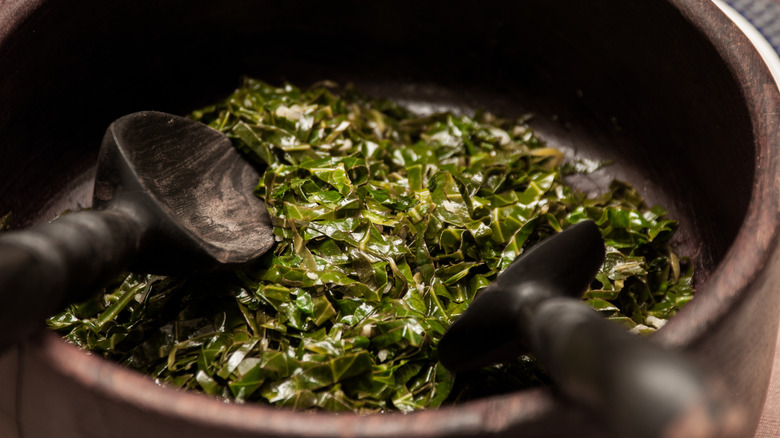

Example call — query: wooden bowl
[1,0,779,437]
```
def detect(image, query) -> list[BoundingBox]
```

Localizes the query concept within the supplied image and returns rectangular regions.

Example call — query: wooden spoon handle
[531,297,742,438]
[0,209,142,350]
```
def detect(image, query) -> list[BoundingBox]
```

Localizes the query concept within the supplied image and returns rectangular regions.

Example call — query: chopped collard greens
[47,78,694,412]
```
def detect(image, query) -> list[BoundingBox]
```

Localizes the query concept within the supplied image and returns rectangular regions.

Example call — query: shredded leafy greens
[47,78,693,412]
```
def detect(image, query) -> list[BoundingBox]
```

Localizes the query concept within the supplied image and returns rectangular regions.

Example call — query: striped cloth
[726,0,780,52]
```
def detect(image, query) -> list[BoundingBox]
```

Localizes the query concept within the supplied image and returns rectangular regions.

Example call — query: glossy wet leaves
[48,79,693,412]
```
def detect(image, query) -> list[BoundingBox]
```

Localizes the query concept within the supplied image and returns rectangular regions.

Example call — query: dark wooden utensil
[438,221,741,438]
[0,111,274,350]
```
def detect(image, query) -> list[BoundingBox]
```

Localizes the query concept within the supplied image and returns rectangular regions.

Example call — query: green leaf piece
[44,78,694,413]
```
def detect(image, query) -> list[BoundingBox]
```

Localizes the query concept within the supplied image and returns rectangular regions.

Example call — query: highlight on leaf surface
[47,78,694,412]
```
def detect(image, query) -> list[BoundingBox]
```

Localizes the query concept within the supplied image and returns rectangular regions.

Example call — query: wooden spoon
[0,111,274,350]
[438,221,742,438]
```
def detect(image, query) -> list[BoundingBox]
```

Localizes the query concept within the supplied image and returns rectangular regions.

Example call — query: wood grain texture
[755,325,780,437]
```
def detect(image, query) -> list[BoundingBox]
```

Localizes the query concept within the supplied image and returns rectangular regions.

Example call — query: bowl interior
[0,1,752,288]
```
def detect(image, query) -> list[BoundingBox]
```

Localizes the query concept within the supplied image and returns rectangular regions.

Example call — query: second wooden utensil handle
[529,296,741,438]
